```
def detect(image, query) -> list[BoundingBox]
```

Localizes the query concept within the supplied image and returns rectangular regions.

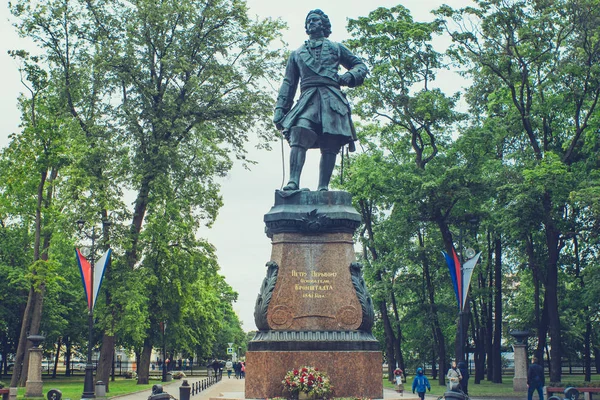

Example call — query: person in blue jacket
[412,367,431,400]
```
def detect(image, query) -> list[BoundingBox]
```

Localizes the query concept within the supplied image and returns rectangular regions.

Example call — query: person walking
[527,356,545,400]
[412,367,431,400]
[446,361,462,391]
[225,359,233,379]
[457,361,469,395]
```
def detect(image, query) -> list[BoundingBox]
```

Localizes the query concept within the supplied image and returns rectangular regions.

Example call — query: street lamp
[117,348,123,377]
[77,218,110,399]
[455,216,478,364]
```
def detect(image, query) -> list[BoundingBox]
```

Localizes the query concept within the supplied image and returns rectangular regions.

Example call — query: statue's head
[305,9,331,38]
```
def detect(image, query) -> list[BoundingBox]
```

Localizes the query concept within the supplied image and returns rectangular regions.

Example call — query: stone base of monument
[247,191,382,399]
[24,381,43,398]
[245,350,381,399]
[246,331,382,398]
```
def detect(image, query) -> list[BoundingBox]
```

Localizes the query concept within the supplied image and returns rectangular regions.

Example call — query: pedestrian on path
[446,361,462,391]
[412,367,431,400]
[225,359,233,379]
[528,356,545,400]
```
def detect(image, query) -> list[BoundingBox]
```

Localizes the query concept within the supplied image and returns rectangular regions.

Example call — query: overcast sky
[0,0,471,332]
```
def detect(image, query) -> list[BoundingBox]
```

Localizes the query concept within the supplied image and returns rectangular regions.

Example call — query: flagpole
[457,226,466,364]
[77,219,111,400]
[83,225,96,399]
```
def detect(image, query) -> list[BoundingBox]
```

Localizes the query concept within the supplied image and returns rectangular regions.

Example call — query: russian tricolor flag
[442,248,481,310]
[76,248,111,311]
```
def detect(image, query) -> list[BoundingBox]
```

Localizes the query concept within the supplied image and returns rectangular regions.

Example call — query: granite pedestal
[25,346,43,397]
[246,191,382,399]
[513,343,528,391]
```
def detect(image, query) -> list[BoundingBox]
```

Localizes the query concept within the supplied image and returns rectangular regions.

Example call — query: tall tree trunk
[52,338,61,379]
[65,337,72,377]
[537,296,549,367]
[95,210,114,391]
[10,286,34,387]
[418,230,446,386]
[485,231,494,382]
[470,300,486,384]
[473,259,488,384]
[539,191,563,382]
[96,335,115,391]
[126,177,152,270]
[19,286,45,387]
[390,290,405,372]
[545,225,561,382]
[584,322,591,382]
[492,236,502,383]
[358,199,397,382]
[434,212,458,386]
[137,339,153,385]
[379,299,397,382]
[11,168,50,387]
[574,236,591,382]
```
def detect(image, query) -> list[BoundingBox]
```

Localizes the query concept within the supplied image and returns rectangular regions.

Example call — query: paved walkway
[108,376,425,400]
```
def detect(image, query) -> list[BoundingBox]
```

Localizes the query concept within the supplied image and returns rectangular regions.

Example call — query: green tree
[437,0,600,382]
[344,5,465,384]
[9,0,285,387]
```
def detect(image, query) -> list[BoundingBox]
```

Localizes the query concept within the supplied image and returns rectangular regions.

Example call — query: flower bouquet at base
[282,366,333,399]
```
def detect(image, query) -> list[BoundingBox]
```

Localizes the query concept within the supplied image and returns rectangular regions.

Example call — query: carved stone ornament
[254,261,279,330]
[349,262,375,332]
[300,209,331,233]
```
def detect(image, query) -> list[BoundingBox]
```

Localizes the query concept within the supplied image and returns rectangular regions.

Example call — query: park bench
[546,386,600,400]
[0,388,9,400]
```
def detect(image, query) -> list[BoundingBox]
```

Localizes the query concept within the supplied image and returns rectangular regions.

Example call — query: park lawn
[385,377,524,398]
[12,376,164,400]
[385,374,600,398]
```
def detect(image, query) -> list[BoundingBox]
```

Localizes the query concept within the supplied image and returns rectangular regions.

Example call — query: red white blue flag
[442,248,481,310]
[75,248,111,311]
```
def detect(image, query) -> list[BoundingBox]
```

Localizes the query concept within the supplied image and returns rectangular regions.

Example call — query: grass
[385,374,600,398]
[3,373,598,399]
[4,376,174,400]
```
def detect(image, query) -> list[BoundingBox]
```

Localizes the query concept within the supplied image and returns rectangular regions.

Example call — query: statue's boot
[283,145,306,191]
[317,152,337,191]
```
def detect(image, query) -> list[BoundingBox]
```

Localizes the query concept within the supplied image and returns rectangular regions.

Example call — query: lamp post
[117,349,123,377]
[457,225,467,364]
[77,218,110,400]
[454,216,478,364]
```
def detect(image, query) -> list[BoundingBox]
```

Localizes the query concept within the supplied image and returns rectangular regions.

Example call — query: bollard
[179,380,191,400]
[95,381,106,397]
